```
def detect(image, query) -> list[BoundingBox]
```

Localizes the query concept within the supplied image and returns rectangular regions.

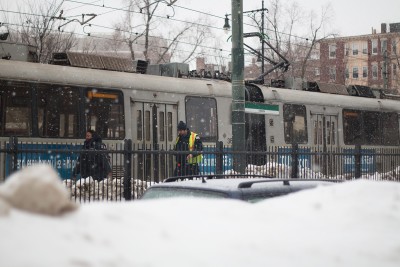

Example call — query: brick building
[319,23,400,93]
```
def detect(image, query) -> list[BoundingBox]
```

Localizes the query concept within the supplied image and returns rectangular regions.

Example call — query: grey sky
[1,0,399,66]
[2,0,399,36]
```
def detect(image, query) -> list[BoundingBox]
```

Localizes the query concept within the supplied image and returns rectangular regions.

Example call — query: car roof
[146,177,340,193]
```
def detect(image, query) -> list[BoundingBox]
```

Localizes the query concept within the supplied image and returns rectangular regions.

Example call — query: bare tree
[300,5,335,79]
[113,0,211,65]
[245,0,337,82]
[391,41,400,91]
[3,0,77,63]
[248,0,302,79]
[113,0,146,60]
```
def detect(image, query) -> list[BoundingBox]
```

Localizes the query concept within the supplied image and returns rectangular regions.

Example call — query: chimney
[381,23,387,33]
[196,57,205,73]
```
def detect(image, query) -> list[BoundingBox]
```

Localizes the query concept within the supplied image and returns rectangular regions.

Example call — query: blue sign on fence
[6,143,81,180]
[199,147,232,174]
[277,147,311,169]
[343,148,376,173]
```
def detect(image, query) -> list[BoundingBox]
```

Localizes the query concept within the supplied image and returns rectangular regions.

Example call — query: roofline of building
[319,31,400,43]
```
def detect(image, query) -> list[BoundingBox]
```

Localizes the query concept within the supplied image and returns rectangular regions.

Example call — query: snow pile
[225,162,400,181]
[0,177,400,267]
[362,166,400,181]
[224,162,326,179]
[0,164,78,216]
[64,176,149,200]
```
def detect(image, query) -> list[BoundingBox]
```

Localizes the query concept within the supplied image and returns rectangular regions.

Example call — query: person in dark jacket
[73,129,112,181]
[174,121,203,177]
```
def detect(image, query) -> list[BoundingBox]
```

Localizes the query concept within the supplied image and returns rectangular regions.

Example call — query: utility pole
[383,49,388,89]
[231,0,246,173]
[261,0,265,82]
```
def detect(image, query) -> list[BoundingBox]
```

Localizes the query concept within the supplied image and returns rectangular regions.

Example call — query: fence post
[8,136,18,175]
[291,143,299,178]
[123,139,132,200]
[215,141,224,175]
[354,144,361,179]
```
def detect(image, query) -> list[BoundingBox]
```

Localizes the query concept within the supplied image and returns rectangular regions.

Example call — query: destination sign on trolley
[244,102,279,115]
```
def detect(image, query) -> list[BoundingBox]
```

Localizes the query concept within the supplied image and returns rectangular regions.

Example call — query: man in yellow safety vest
[174,121,203,177]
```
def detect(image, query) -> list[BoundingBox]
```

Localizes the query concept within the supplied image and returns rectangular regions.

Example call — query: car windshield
[142,187,229,199]
[244,192,292,203]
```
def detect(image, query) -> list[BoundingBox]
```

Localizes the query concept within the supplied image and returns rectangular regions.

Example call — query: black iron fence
[1,137,400,202]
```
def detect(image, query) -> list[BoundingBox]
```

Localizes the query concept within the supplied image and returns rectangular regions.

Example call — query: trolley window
[159,111,165,142]
[85,89,125,139]
[185,96,218,142]
[0,81,32,136]
[37,85,79,138]
[283,104,308,144]
[343,109,399,146]
[167,112,173,142]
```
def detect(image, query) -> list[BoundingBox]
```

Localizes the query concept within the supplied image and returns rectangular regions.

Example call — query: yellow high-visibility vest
[175,132,202,164]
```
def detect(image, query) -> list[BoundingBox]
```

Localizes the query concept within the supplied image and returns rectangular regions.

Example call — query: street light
[223,1,267,83]
[0,23,9,40]
[223,14,230,34]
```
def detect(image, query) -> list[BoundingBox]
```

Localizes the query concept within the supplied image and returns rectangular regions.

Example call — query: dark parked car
[141,175,341,203]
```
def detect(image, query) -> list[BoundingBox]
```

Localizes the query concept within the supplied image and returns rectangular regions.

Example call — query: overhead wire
[64,0,313,49]
[2,3,399,72]
[0,6,320,56]
[0,8,232,59]
[3,21,233,63]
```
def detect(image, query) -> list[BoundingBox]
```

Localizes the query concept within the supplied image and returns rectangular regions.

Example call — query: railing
[1,137,400,202]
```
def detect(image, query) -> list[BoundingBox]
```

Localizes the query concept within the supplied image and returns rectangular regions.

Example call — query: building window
[362,42,368,54]
[381,39,387,54]
[38,86,80,138]
[363,66,368,78]
[283,104,308,144]
[392,40,397,53]
[1,82,32,137]
[137,110,142,140]
[145,110,150,141]
[382,65,387,80]
[329,67,336,81]
[372,39,378,54]
[314,67,320,76]
[345,68,349,79]
[345,43,349,56]
[372,64,378,79]
[159,111,165,142]
[167,112,173,142]
[329,44,336,58]
[343,110,399,146]
[352,67,359,79]
[393,64,397,80]
[352,43,358,55]
[185,96,218,142]
[311,50,320,60]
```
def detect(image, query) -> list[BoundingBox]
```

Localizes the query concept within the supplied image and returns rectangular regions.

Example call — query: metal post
[354,144,361,179]
[215,141,224,175]
[261,0,265,82]
[291,143,299,178]
[9,136,18,174]
[123,139,132,200]
[231,0,246,174]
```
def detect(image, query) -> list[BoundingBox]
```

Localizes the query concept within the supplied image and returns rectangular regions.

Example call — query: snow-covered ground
[0,164,400,267]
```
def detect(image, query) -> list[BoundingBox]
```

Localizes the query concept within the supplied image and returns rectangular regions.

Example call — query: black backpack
[100,143,112,167]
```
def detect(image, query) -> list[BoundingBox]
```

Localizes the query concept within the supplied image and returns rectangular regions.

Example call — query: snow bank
[0,164,78,216]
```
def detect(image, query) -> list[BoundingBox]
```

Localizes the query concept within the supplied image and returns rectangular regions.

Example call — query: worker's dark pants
[174,163,199,177]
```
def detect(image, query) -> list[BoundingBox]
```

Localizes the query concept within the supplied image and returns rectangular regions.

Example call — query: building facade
[319,23,400,93]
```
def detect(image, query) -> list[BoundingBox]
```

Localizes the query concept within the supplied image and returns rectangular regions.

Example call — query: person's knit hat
[177,121,187,130]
